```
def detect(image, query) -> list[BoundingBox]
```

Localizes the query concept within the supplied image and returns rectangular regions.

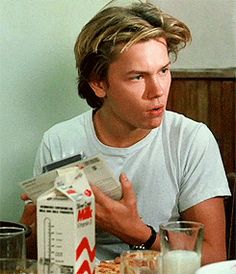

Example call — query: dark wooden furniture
[168,68,236,174]
[225,172,236,259]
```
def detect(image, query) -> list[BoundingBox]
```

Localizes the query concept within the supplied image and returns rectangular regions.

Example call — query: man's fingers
[119,173,136,203]
[21,193,30,201]
[91,184,113,204]
[20,203,36,225]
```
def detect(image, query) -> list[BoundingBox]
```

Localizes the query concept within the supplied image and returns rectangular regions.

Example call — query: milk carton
[37,167,96,274]
[19,155,122,273]
[20,155,122,204]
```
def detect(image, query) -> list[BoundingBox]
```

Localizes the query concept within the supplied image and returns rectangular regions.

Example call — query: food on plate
[95,260,120,274]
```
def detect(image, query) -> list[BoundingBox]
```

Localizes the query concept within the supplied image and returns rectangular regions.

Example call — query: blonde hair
[74,1,191,108]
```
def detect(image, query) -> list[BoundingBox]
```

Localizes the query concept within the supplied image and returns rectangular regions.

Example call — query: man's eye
[132,75,143,80]
[161,67,169,74]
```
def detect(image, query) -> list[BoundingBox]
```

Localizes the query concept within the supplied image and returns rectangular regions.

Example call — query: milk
[163,250,201,274]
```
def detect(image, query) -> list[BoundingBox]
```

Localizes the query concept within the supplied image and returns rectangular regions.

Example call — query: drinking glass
[0,259,67,274]
[160,221,204,274]
[120,250,162,274]
[0,226,26,259]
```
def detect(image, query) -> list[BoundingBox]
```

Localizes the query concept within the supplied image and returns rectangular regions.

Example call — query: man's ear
[89,79,107,98]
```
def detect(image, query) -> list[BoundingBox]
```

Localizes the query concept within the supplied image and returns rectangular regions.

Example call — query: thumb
[119,172,136,203]
[21,193,31,201]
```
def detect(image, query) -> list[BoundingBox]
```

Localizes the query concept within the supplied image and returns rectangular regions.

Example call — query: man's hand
[20,193,37,259]
[20,194,36,225]
[91,173,151,245]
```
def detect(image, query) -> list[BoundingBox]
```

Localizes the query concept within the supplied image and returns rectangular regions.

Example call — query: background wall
[0,0,107,221]
[154,0,236,69]
[0,0,235,222]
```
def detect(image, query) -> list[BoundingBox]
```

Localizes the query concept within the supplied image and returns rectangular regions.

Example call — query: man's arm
[181,197,227,265]
[92,174,227,265]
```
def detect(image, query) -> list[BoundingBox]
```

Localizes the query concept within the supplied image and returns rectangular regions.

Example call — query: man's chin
[148,117,164,129]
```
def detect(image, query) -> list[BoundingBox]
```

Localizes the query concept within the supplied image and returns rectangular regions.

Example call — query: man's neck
[93,110,151,148]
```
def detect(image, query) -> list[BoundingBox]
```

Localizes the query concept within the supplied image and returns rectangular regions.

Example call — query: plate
[195,260,236,274]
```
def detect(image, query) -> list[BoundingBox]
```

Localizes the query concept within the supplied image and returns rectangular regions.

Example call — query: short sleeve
[178,124,231,212]
[33,133,53,176]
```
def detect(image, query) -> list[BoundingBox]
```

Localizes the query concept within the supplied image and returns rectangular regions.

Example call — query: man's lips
[148,104,165,116]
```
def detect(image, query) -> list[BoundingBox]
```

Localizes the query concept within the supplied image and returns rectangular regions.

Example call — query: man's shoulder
[164,111,218,156]
[42,110,92,143]
[46,109,91,134]
[163,111,211,141]
[164,110,200,126]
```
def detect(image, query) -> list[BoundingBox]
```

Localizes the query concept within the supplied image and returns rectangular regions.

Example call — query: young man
[21,1,230,265]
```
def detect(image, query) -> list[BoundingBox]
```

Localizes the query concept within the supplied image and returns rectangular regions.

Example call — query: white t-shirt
[34,110,230,259]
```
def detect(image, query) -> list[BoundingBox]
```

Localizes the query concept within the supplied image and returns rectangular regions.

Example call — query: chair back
[225,172,236,259]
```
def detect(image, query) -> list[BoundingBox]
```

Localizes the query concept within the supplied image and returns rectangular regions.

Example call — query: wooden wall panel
[167,69,236,174]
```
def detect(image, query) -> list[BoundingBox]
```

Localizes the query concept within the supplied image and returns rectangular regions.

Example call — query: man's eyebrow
[126,61,171,75]
[162,61,171,68]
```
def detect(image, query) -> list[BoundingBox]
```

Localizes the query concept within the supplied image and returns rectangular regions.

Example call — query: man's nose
[147,77,164,99]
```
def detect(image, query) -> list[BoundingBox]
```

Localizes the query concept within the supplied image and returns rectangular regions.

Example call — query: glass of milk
[160,221,204,274]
